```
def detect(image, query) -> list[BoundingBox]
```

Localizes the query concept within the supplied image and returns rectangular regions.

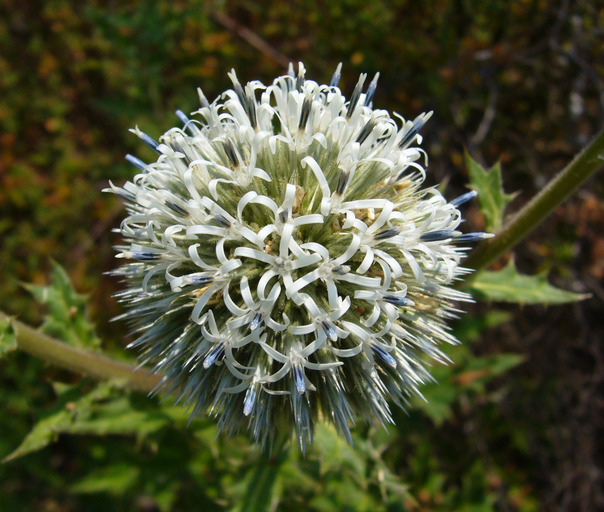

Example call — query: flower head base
[108,63,490,450]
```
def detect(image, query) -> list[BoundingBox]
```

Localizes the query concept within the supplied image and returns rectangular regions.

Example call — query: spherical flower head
[108,63,489,450]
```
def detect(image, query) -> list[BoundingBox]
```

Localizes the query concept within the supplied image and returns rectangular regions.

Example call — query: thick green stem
[462,128,604,276]
[1,311,161,393]
[240,430,290,512]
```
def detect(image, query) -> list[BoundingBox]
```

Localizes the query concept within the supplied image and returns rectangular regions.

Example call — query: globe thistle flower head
[108,63,490,450]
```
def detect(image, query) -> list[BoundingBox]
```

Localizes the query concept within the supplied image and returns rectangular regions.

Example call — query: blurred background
[0,1,602,511]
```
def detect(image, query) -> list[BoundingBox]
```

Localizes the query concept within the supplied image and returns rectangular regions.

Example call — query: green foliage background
[1,1,602,511]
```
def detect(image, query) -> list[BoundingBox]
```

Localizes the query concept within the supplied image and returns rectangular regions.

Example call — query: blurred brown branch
[210,11,291,69]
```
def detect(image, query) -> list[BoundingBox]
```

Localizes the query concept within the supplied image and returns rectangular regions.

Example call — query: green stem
[240,430,290,512]
[462,127,604,276]
[0,311,161,393]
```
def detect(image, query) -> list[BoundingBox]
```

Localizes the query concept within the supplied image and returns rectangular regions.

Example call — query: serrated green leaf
[484,353,525,377]
[2,384,81,462]
[457,352,525,394]
[23,261,101,350]
[0,316,18,357]
[62,396,169,438]
[3,381,121,461]
[70,464,140,495]
[3,380,172,462]
[468,260,588,304]
[465,152,516,232]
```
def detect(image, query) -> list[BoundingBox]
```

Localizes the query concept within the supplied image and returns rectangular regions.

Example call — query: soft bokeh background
[1,1,602,511]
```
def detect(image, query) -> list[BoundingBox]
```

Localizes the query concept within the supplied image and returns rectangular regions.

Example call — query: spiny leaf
[455,352,525,393]
[483,353,525,378]
[467,260,589,304]
[70,464,140,495]
[23,261,101,350]
[2,382,86,462]
[465,152,516,232]
[0,316,18,357]
[2,380,174,463]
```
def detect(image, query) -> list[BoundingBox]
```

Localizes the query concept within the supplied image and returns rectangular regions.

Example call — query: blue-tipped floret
[373,345,397,368]
[453,232,493,243]
[125,154,147,171]
[383,296,415,306]
[420,230,456,242]
[175,109,190,126]
[451,190,478,207]
[293,365,306,394]
[374,227,399,240]
[203,343,225,369]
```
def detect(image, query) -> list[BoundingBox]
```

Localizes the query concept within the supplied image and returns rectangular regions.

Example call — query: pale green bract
[107,63,490,449]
